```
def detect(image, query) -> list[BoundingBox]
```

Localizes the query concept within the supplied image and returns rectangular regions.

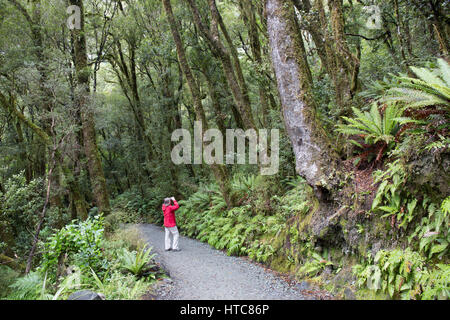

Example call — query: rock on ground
[68,290,105,300]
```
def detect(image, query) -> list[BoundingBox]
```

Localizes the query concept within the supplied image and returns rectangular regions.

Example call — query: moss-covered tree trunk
[63,165,88,221]
[266,0,340,196]
[163,0,234,208]
[201,67,228,154]
[239,0,271,128]
[186,0,256,131]
[293,0,360,114]
[70,0,110,216]
[328,0,359,111]
[11,97,32,183]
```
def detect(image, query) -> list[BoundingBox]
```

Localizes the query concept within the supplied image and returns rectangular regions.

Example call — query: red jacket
[162,200,180,228]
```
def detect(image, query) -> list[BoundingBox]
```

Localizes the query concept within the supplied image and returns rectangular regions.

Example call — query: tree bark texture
[70,0,111,216]
[266,0,339,192]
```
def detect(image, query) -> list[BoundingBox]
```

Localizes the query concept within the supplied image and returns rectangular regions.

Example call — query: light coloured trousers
[165,226,179,250]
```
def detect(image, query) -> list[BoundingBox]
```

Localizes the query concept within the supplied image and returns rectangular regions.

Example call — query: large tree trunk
[70,0,111,216]
[63,164,88,221]
[266,0,340,195]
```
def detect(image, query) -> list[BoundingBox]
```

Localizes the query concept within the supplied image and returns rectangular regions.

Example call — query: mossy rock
[269,255,292,273]
[355,287,389,300]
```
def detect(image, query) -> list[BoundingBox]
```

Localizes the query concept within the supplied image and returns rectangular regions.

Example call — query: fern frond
[437,58,450,87]
[410,66,447,87]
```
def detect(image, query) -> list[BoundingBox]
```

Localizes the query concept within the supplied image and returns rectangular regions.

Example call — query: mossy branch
[0,92,50,145]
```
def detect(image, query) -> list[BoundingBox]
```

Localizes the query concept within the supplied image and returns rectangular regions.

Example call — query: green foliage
[6,258,153,300]
[104,209,142,234]
[177,174,312,265]
[86,269,150,300]
[230,174,265,203]
[111,190,149,215]
[353,248,449,300]
[1,0,448,302]
[375,248,425,299]
[118,245,156,278]
[408,196,449,260]
[372,160,417,229]
[358,76,395,101]
[419,264,450,300]
[423,134,450,153]
[372,160,449,252]
[107,225,147,252]
[6,271,52,300]
[5,223,158,300]
[356,157,449,300]
[346,58,449,167]
[40,215,107,276]
[298,251,333,278]
[381,59,450,110]
[336,103,411,163]
[337,103,404,148]
[247,241,276,263]
[0,266,19,298]
[275,187,311,219]
[0,172,43,256]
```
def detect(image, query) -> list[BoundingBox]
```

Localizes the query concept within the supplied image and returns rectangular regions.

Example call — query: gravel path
[138,224,309,300]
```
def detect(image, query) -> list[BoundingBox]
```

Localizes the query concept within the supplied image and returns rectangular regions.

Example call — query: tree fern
[358,77,395,101]
[231,174,258,199]
[381,58,450,110]
[337,103,404,146]
[119,245,155,277]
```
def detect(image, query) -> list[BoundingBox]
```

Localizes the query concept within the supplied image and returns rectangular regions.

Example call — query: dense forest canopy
[0,0,448,300]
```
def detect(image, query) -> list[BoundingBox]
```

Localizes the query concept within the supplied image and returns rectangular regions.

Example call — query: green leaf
[429,244,447,257]
[410,66,447,87]
[388,283,395,297]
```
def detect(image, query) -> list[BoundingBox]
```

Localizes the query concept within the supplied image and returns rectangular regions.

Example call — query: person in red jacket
[162,197,180,251]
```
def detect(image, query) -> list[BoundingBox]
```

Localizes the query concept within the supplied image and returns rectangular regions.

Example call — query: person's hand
[171,197,175,201]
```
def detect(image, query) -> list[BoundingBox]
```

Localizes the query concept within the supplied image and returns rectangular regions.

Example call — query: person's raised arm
[171,197,180,210]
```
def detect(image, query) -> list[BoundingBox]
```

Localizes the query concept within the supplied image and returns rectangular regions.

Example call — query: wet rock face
[408,152,450,196]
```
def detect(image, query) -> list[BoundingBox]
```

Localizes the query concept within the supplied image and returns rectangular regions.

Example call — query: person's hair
[163,198,171,206]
